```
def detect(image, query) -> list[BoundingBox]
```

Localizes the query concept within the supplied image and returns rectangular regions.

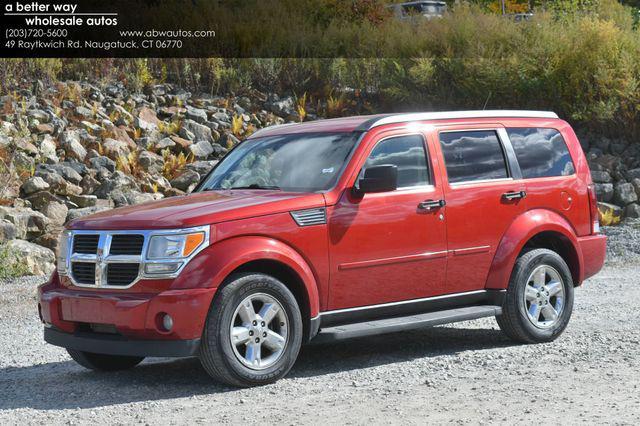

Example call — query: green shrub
[0,244,30,280]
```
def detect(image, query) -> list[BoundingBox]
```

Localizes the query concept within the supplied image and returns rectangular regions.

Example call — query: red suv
[38,111,606,387]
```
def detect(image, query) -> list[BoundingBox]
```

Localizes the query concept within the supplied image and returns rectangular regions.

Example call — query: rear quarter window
[507,128,575,179]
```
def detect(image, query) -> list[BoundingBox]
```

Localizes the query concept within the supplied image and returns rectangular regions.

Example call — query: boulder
[35,123,54,134]
[67,194,98,208]
[102,138,130,159]
[170,170,200,192]
[5,239,55,276]
[28,109,50,122]
[60,130,87,161]
[0,219,17,243]
[627,168,640,181]
[80,174,100,194]
[138,151,164,174]
[188,140,214,159]
[267,96,295,117]
[38,135,59,163]
[164,187,186,197]
[135,107,160,131]
[21,176,50,196]
[632,178,640,198]
[0,206,50,239]
[590,170,612,184]
[182,119,213,143]
[594,183,614,203]
[66,206,110,223]
[140,174,172,194]
[89,155,116,173]
[597,202,623,226]
[111,190,163,207]
[186,107,208,124]
[39,163,83,184]
[170,135,193,151]
[75,105,94,119]
[33,230,63,255]
[34,170,82,196]
[624,203,640,219]
[187,160,218,176]
[614,182,638,206]
[155,137,176,151]
[93,171,139,199]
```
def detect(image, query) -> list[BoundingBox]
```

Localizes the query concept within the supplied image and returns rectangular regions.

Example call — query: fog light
[162,314,174,332]
[145,262,182,275]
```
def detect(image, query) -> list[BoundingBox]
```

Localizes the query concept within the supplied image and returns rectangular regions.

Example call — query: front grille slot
[73,235,99,254]
[71,262,95,285]
[109,235,144,255]
[106,263,140,287]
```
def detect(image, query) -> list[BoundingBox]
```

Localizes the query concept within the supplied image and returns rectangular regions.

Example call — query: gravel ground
[1,227,639,425]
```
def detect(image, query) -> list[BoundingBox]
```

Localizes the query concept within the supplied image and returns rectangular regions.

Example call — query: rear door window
[507,128,575,178]
[438,130,509,184]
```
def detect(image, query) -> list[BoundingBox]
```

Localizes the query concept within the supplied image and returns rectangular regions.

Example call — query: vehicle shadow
[0,326,516,411]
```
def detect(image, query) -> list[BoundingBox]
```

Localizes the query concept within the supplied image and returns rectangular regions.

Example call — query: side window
[507,128,575,178]
[438,130,509,184]
[362,135,430,188]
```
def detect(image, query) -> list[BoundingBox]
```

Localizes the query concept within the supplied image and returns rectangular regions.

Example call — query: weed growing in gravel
[0,245,29,279]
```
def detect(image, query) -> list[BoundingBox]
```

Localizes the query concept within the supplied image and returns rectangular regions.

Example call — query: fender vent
[290,208,326,227]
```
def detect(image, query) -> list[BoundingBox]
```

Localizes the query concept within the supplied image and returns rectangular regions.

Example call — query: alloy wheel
[523,265,565,329]
[229,293,289,370]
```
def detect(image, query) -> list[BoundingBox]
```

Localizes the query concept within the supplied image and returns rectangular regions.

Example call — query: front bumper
[44,328,200,357]
[38,275,216,355]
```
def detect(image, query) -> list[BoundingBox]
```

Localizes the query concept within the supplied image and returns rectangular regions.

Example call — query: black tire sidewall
[204,274,303,385]
[513,251,574,341]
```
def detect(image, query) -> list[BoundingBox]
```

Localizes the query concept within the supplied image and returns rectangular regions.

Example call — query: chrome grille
[106,263,140,286]
[63,226,210,289]
[109,235,144,255]
[71,262,95,285]
[73,235,99,254]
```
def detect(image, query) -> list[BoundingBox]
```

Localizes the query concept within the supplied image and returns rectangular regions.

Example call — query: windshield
[198,132,360,193]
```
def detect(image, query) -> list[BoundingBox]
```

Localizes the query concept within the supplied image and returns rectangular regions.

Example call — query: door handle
[502,191,527,201]
[418,199,446,211]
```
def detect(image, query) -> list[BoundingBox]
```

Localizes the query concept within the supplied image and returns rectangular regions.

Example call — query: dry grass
[161,149,193,180]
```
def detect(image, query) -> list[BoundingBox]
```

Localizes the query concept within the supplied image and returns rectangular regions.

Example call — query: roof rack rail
[357,110,559,131]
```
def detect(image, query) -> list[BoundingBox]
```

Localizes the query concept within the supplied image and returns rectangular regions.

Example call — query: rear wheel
[67,349,144,371]
[199,273,303,387]
[496,248,574,343]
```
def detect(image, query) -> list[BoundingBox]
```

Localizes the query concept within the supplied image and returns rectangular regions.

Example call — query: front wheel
[199,273,303,387]
[496,248,574,344]
[67,349,144,371]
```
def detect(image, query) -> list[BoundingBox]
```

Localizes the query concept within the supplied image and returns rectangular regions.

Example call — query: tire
[67,349,144,371]
[199,273,303,387]
[496,248,574,344]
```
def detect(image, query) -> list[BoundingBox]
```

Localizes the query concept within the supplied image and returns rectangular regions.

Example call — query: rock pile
[0,80,302,275]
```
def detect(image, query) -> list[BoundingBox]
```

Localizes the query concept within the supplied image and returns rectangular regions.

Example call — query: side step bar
[312,305,501,344]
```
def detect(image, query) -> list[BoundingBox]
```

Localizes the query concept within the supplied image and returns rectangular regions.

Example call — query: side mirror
[355,165,398,195]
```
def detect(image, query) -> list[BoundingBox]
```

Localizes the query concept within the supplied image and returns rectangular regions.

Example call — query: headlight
[57,231,71,275]
[147,231,206,260]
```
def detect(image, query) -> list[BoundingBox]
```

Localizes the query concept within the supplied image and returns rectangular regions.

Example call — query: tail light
[587,184,600,234]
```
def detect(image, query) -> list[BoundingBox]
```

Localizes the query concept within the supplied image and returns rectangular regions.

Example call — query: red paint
[38,114,606,344]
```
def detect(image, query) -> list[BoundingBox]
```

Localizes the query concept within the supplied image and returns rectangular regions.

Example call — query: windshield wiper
[228,184,282,190]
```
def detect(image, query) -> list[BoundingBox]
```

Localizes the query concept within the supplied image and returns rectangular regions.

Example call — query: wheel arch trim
[180,236,321,318]
[486,209,583,290]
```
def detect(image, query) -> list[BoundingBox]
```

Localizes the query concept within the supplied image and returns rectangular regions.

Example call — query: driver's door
[327,132,448,310]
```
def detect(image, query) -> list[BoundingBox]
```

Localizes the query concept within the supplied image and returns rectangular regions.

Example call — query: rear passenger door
[433,125,526,294]
[506,127,587,235]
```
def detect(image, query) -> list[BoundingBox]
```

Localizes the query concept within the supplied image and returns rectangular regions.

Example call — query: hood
[68,190,326,230]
